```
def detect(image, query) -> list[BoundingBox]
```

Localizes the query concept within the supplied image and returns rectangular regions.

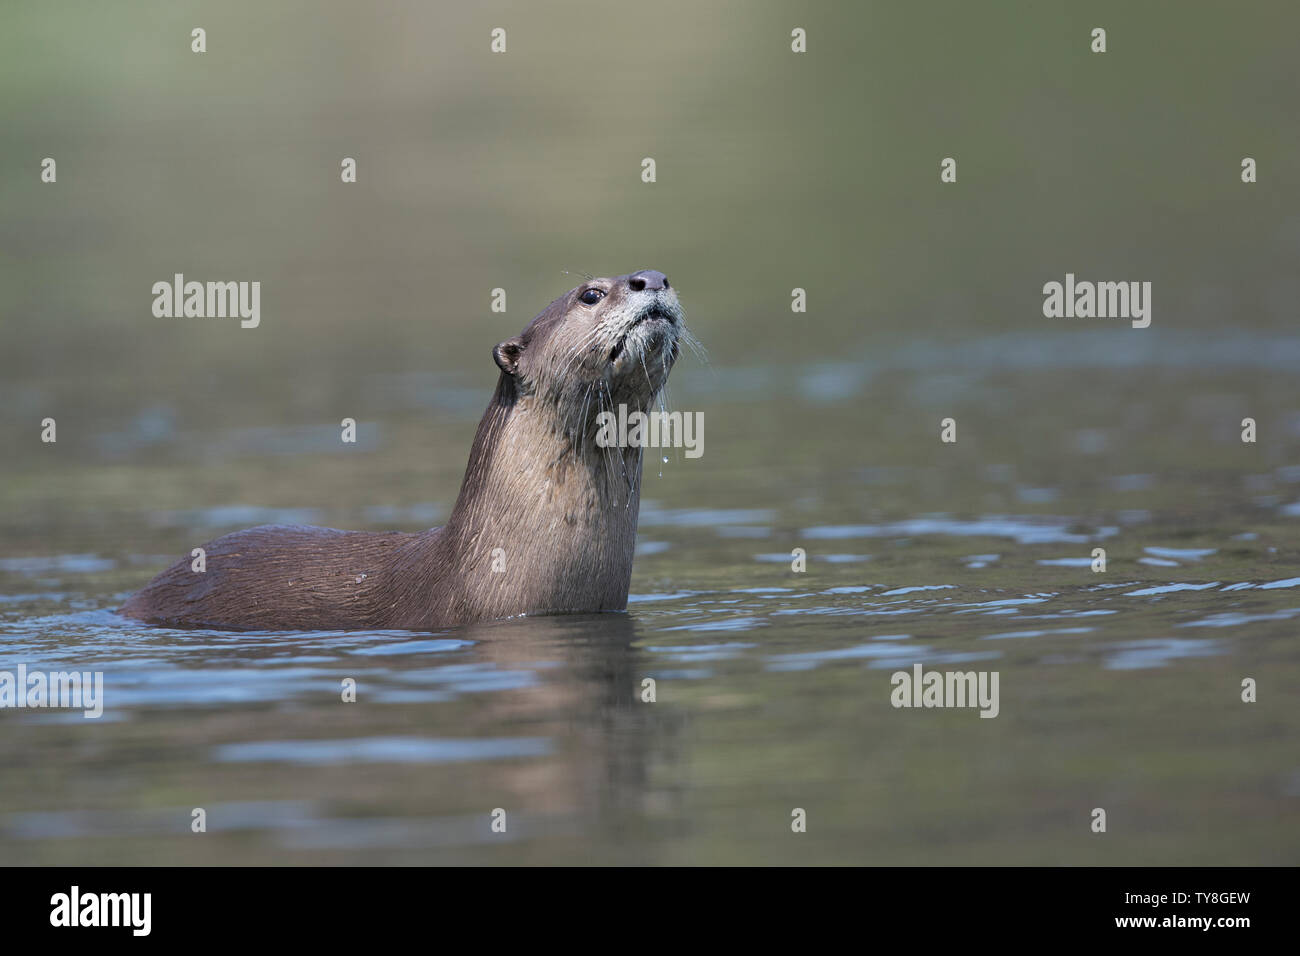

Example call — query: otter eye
[579,288,605,305]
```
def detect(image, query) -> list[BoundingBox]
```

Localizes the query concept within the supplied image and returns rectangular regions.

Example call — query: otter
[121,270,692,631]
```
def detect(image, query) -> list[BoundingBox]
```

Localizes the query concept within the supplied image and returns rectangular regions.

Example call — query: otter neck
[437,377,649,620]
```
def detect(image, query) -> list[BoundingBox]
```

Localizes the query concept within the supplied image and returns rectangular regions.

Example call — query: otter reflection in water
[122,271,699,631]
[450,613,686,854]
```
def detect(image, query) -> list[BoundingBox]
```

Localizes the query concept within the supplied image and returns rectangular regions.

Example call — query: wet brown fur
[121,271,685,631]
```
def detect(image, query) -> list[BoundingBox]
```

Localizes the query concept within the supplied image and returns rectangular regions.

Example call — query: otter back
[121,524,419,630]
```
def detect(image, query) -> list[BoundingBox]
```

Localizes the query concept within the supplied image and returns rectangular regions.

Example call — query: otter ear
[493,336,524,376]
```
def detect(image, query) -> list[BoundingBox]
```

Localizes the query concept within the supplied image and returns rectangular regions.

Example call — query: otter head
[492,270,686,424]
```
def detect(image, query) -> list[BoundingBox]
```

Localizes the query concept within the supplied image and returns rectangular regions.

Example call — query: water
[3,1,1299,864]
[3,363,1299,864]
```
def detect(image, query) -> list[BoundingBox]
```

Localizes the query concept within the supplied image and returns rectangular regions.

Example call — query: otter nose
[627,270,669,292]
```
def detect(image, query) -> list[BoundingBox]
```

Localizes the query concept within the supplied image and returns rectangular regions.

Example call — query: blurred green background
[3,1,1297,511]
